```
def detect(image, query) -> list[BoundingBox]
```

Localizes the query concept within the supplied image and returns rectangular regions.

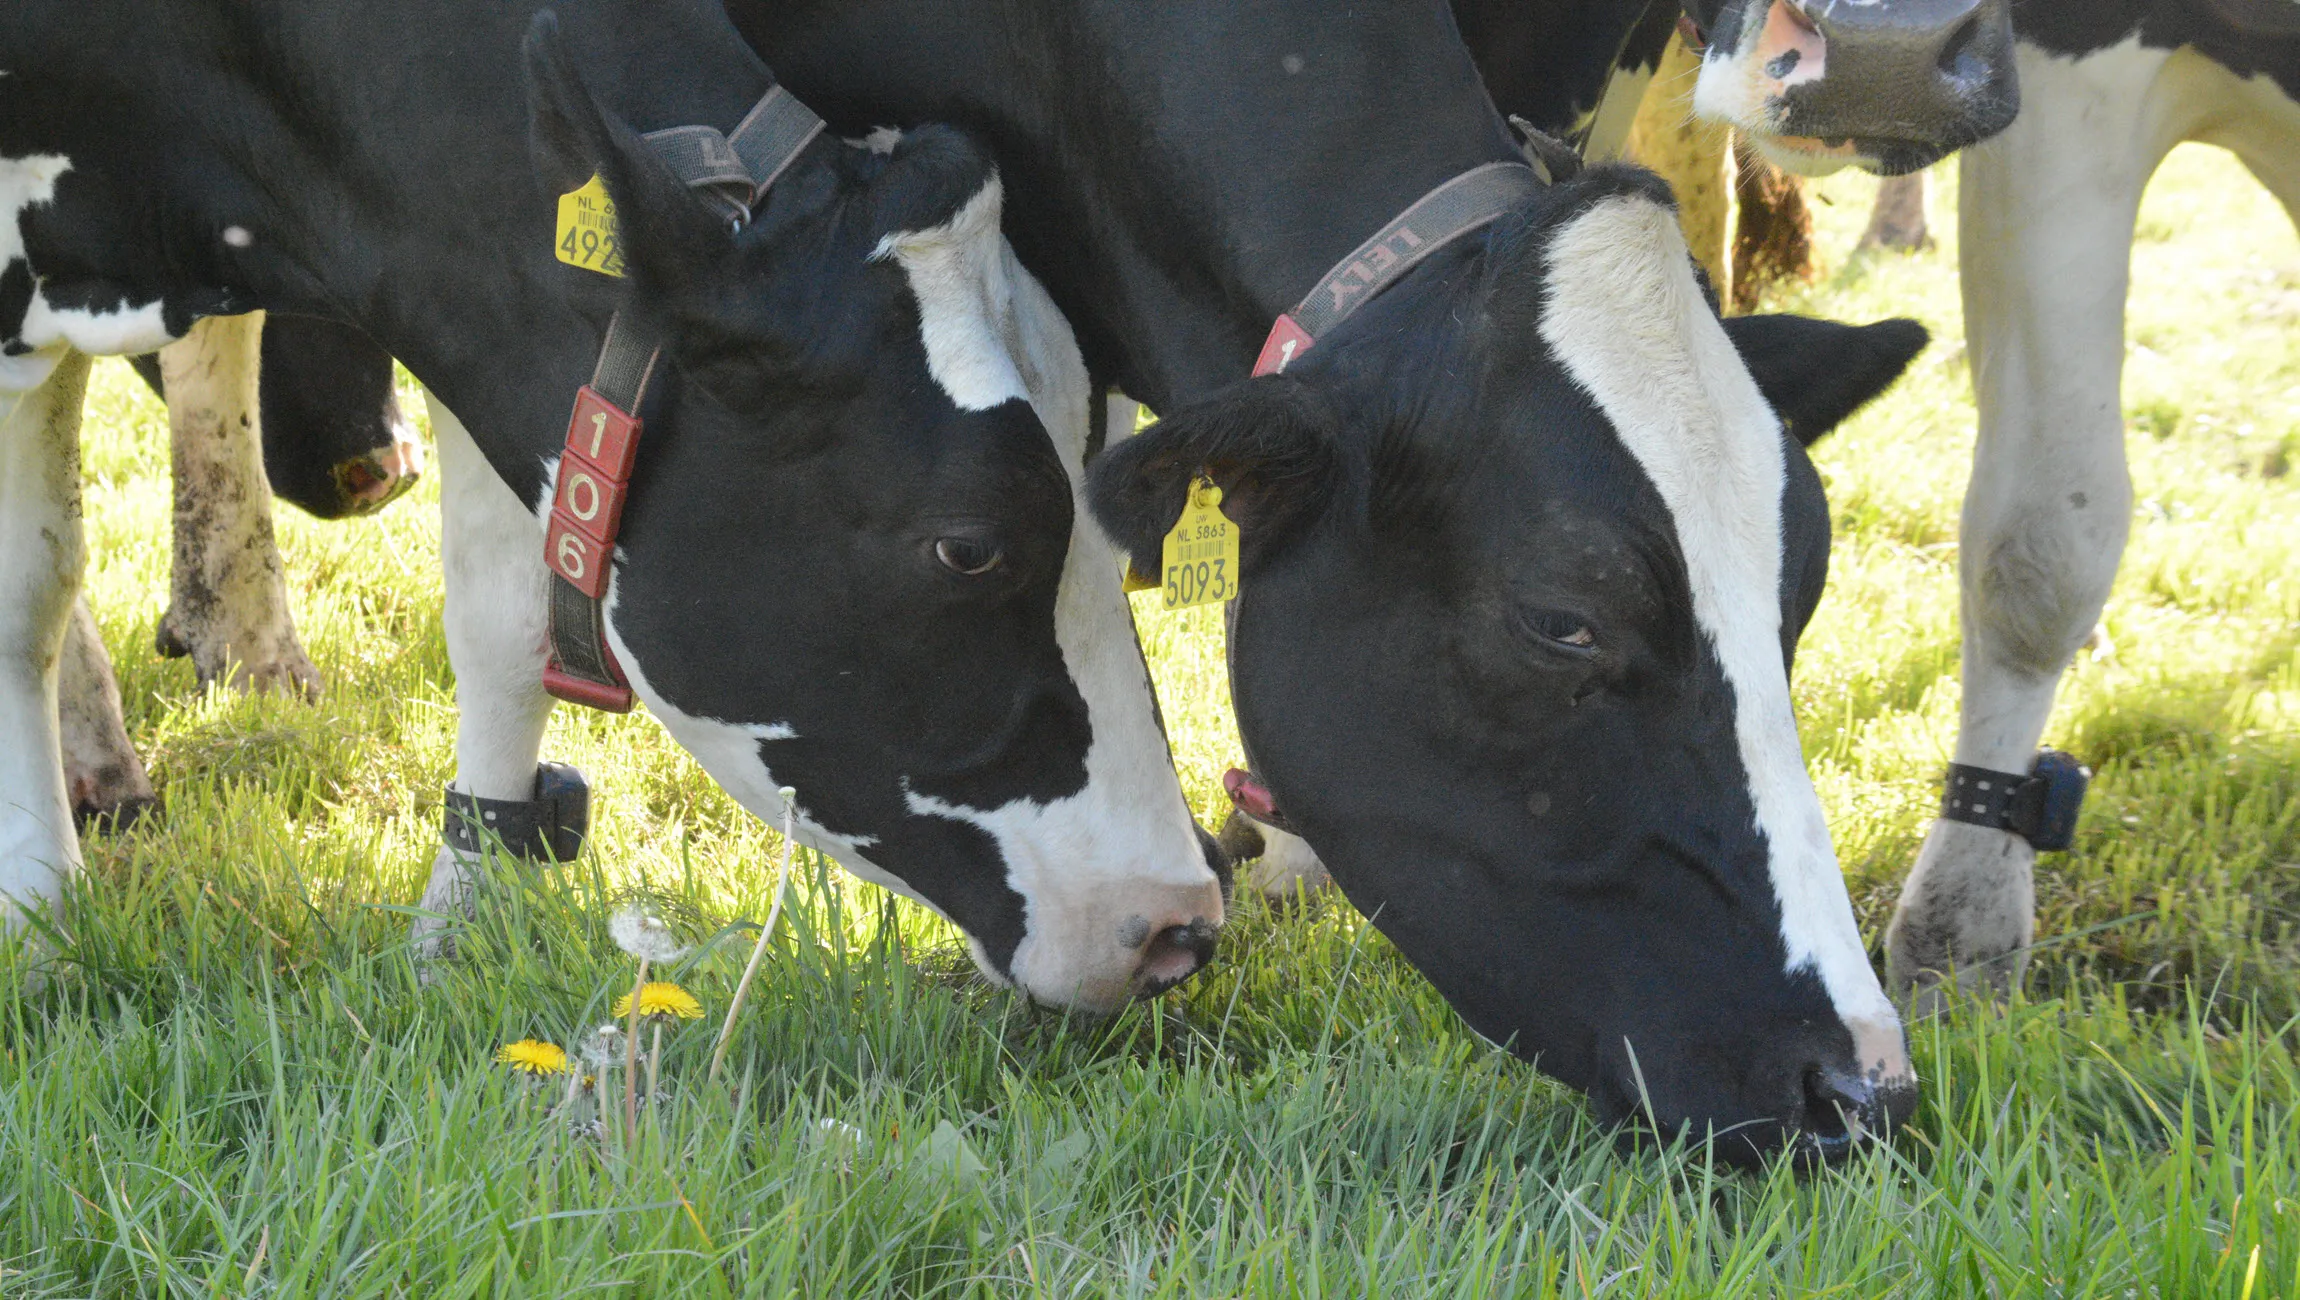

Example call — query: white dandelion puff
[608,904,692,964]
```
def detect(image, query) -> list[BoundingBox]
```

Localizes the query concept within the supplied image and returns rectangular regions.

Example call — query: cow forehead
[1534,192,1894,1028]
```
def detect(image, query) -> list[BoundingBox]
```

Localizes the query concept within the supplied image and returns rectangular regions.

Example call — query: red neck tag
[1252,314,1316,377]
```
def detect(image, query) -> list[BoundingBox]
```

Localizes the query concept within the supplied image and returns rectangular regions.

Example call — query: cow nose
[1789,0,2018,162]
[1134,916,1218,992]
[1796,1063,1918,1163]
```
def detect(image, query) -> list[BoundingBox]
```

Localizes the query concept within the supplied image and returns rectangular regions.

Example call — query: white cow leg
[154,312,322,699]
[1887,41,2183,1009]
[57,595,157,828]
[413,395,554,960]
[0,350,91,922]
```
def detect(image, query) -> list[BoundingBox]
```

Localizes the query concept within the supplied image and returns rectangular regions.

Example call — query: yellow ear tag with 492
[1158,477,1240,610]
[555,175,626,278]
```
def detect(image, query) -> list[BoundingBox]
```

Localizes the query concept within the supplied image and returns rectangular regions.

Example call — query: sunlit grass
[4,143,2297,1294]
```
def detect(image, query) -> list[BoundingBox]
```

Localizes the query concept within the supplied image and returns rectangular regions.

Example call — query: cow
[1,0,1227,1012]
[722,0,1935,1164]
[1881,1,2300,1004]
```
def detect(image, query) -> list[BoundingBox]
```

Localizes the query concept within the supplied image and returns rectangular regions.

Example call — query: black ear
[526,13,819,411]
[1086,375,1342,577]
[1722,314,1929,447]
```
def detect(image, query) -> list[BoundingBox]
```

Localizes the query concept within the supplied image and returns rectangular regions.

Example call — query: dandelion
[580,1023,626,1070]
[495,1039,572,1077]
[608,904,692,964]
[612,981,704,1023]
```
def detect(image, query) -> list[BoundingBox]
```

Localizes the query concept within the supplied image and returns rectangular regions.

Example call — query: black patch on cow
[2016,0,2300,102]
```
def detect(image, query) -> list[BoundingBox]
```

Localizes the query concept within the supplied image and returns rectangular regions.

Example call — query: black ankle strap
[443,762,590,862]
[1940,749,2090,852]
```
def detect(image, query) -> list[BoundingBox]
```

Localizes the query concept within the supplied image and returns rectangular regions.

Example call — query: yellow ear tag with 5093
[555,174,626,278]
[1158,476,1240,610]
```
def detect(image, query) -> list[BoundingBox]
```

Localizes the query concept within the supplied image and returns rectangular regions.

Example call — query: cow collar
[1251,161,1543,377]
[542,86,827,713]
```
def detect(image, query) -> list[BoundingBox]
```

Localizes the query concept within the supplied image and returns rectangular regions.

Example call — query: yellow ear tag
[554,174,626,278]
[1156,476,1241,610]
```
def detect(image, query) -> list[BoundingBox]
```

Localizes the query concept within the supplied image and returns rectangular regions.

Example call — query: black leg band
[443,762,590,862]
[1940,749,2090,852]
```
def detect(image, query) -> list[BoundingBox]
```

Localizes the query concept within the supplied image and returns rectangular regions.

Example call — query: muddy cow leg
[412,395,557,962]
[57,596,158,829]
[152,312,323,699]
[0,350,91,921]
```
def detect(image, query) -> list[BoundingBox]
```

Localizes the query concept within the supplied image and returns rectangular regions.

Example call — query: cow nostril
[1138,919,1217,991]
[1935,14,1985,82]
[1800,1068,1876,1158]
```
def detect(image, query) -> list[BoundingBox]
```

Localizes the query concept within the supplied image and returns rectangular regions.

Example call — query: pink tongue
[1223,768,1282,821]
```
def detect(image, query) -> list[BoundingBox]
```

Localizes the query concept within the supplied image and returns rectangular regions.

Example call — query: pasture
[2,143,2297,1295]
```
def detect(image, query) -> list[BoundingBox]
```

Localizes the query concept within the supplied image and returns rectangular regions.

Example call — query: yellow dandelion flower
[612,981,704,1022]
[495,1039,572,1075]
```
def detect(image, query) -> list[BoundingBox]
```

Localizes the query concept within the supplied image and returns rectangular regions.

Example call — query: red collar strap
[542,86,826,713]
[1251,161,1543,377]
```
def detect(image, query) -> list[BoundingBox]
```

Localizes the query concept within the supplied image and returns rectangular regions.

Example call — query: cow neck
[740,0,1522,411]
[540,86,825,713]
[1249,162,1541,377]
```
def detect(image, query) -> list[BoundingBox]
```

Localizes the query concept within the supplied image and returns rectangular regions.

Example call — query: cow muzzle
[1705,0,2020,176]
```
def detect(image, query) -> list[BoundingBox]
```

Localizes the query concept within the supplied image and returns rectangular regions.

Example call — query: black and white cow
[1458,0,2023,170]
[1882,1,2300,1002]
[732,1,1930,1163]
[1,0,1224,1010]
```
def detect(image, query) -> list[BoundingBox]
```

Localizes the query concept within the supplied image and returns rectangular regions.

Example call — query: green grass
[5,143,2298,1295]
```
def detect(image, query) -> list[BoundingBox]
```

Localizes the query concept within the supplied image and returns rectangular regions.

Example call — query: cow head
[1092,168,1928,1164]
[1685,0,2020,175]
[525,16,1221,1011]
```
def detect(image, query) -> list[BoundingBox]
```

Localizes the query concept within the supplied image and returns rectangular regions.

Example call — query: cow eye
[1521,608,1597,654]
[935,537,1005,576]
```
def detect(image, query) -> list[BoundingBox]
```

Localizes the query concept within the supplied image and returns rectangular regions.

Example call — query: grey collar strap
[1252,162,1542,376]
[542,83,825,713]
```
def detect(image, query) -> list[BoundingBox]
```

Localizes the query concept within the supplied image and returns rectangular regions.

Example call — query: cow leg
[1886,42,2184,1008]
[0,350,91,920]
[412,395,554,959]
[58,595,158,829]
[153,312,323,700]
[1859,173,1932,252]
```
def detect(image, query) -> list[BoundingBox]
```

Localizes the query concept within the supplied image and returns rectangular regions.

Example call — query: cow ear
[525,13,813,411]
[1722,314,1929,446]
[1086,376,1342,574]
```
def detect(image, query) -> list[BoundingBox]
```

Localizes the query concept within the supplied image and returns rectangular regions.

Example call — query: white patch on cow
[222,226,253,248]
[1693,1,1862,175]
[1538,194,1906,1082]
[0,349,89,920]
[18,292,175,358]
[869,179,1030,412]
[2,152,178,359]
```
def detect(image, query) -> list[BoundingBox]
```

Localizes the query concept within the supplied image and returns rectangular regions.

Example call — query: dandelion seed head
[609,904,692,963]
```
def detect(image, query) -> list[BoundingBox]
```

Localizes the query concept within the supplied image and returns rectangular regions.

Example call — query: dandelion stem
[624,955,648,1138]
[709,788,799,1084]
[647,1021,664,1129]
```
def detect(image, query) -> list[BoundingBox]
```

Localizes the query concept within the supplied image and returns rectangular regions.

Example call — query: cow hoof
[75,792,161,835]
[153,612,191,660]
[1884,819,2036,1013]
[1232,818,1333,903]
[411,844,479,969]
[229,652,325,702]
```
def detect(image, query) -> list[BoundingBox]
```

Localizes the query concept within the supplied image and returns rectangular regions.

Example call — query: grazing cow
[738,1,1929,1163]
[1,0,1225,1010]
[1883,1,2300,1002]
